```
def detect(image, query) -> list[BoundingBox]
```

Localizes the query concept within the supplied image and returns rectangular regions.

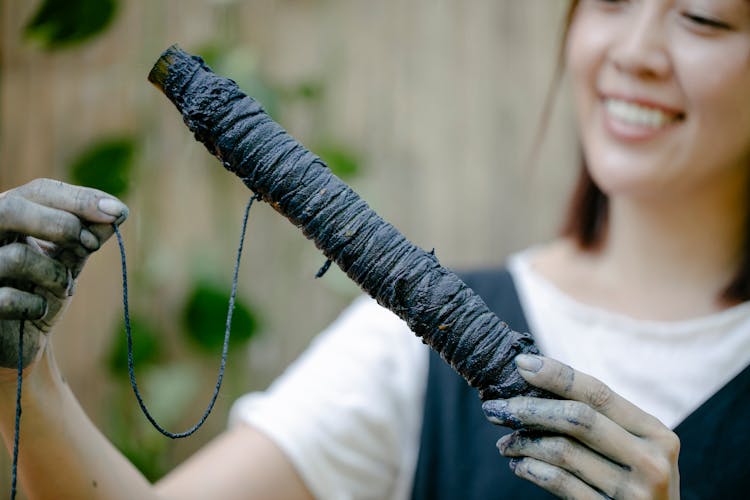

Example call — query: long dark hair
[558,0,750,302]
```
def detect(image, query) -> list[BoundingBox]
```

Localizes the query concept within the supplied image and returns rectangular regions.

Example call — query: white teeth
[605,99,678,128]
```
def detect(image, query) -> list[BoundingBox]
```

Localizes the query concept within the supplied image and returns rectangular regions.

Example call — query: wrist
[0,340,58,410]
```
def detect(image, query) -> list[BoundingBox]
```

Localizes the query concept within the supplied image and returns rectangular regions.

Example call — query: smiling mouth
[604,98,685,129]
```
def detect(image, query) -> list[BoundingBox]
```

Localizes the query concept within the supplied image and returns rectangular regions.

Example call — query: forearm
[0,345,160,500]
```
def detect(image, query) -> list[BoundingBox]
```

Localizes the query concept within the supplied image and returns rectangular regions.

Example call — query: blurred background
[1,0,578,495]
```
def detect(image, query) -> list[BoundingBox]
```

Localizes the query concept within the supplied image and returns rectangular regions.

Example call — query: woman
[1,0,748,497]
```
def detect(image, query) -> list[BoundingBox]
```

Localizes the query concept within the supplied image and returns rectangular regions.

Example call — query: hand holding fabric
[483,355,680,499]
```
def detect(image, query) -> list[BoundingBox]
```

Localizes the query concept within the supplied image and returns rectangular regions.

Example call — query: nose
[609,7,671,80]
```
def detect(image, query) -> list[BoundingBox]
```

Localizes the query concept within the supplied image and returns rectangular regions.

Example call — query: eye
[591,0,628,12]
[682,12,733,31]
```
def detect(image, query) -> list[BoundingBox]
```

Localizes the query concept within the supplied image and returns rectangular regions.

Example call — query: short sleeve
[229,296,429,500]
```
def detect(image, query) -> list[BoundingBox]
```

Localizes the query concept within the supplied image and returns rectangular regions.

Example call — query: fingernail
[80,228,99,250]
[482,399,508,418]
[98,198,129,222]
[515,354,543,373]
[508,458,520,472]
[482,400,521,428]
[496,434,512,453]
[65,268,75,297]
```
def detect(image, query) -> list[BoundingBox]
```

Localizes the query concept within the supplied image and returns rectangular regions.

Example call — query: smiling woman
[562,0,750,308]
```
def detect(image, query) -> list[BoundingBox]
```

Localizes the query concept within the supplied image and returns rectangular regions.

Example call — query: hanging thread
[10,320,24,500]
[7,193,257,498]
[113,193,258,438]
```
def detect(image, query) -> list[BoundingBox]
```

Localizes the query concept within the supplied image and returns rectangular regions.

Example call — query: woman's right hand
[0,178,128,373]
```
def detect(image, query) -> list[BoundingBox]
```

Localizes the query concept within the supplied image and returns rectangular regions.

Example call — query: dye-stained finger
[0,243,69,298]
[498,432,628,498]
[52,222,121,280]
[514,354,664,436]
[509,457,605,500]
[483,397,640,467]
[0,194,97,250]
[0,287,46,320]
[13,178,129,225]
[86,221,119,248]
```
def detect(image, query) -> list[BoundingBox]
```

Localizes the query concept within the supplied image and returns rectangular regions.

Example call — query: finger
[48,246,88,281]
[0,287,46,320]
[509,457,605,500]
[87,221,118,248]
[13,178,129,225]
[0,243,69,297]
[57,222,119,279]
[514,354,664,436]
[484,397,640,467]
[29,287,67,334]
[498,432,627,498]
[0,195,98,251]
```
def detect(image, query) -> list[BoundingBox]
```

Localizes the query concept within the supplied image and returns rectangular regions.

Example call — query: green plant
[25,0,119,50]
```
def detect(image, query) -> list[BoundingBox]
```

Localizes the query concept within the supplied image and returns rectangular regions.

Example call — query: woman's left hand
[482,355,680,499]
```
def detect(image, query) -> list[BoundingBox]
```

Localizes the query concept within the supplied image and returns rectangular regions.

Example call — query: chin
[586,160,670,199]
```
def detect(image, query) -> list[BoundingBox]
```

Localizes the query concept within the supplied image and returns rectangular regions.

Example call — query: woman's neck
[535,171,748,321]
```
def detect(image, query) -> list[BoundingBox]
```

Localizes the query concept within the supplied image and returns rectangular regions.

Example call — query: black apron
[411,269,750,499]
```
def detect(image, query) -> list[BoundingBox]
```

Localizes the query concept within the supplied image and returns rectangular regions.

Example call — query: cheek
[565,9,624,131]
[565,14,605,89]
[565,21,603,129]
[676,41,750,164]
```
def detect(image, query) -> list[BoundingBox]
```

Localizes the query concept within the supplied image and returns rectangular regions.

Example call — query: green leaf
[315,142,361,179]
[293,81,324,101]
[181,281,258,353]
[108,315,162,376]
[68,137,135,198]
[24,0,119,50]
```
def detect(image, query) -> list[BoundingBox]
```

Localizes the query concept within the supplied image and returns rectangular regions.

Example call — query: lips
[604,97,684,128]
[600,95,685,141]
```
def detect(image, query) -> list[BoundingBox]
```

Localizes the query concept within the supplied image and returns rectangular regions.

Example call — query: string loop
[113,193,258,438]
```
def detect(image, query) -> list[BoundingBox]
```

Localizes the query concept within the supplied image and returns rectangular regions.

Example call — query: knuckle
[72,187,90,212]
[638,453,672,487]
[0,194,22,223]
[26,178,46,191]
[4,243,30,270]
[628,487,652,500]
[0,288,12,309]
[544,465,567,491]
[656,430,681,461]
[513,397,537,420]
[53,212,82,242]
[549,361,577,393]
[5,289,45,319]
[546,437,573,466]
[585,380,613,412]
[22,178,52,198]
[562,401,595,430]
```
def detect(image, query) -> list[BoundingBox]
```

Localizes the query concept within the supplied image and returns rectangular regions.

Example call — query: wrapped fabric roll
[149,45,546,401]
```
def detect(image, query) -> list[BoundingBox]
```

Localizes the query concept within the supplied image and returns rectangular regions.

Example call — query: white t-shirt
[229,249,750,500]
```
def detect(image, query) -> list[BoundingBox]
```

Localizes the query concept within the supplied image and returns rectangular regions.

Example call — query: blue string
[113,194,257,438]
[11,320,24,500]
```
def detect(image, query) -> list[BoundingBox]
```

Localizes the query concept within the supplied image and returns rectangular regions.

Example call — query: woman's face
[567,0,750,199]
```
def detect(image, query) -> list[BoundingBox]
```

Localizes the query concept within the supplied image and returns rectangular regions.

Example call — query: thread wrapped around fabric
[148,45,545,401]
